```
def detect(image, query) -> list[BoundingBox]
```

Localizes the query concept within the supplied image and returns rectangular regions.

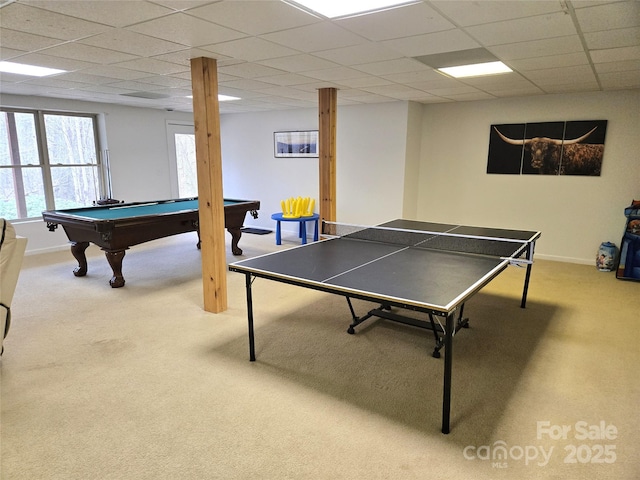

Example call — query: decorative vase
[596,242,617,272]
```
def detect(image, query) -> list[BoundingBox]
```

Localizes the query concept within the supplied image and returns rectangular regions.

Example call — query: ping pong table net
[322,221,529,260]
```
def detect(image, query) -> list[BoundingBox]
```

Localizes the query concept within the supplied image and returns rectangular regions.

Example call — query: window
[175,132,197,197]
[167,122,197,198]
[0,108,104,220]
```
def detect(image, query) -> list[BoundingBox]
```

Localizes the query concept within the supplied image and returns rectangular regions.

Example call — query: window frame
[0,107,106,220]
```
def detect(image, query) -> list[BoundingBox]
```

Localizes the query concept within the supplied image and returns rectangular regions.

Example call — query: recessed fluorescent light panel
[437,61,512,78]
[0,61,66,77]
[187,95,240,102]
[288,0,417,18]
[218,94,240,102]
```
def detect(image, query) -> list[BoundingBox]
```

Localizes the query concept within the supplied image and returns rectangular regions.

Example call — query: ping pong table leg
[520,241,535,308]
[442,313,454,434]
[245,273,256,361]
[520,263,533,308]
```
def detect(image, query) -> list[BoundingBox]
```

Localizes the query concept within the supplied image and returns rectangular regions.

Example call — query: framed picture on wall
[487,120,607,176]
[274,130,318,158]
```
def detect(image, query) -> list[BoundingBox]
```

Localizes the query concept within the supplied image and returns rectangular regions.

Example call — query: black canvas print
[488,120,607,176]
[486,123,525,174]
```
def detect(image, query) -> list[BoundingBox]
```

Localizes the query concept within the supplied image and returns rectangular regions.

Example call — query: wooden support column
[318,88,337,228]
[190,57,227,313]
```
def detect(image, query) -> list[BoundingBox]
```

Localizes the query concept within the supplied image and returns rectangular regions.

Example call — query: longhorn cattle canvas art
[487,120,607,176]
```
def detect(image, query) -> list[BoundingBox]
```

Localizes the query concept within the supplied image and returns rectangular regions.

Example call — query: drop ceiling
[0,0,638,114]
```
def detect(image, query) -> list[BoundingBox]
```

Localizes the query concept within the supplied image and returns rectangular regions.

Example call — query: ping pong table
[228,219,541,434]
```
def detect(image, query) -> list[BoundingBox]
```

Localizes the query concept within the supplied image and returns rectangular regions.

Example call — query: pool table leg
[105,250,126,288]
[227,227,243,255]
[70,242,90,277]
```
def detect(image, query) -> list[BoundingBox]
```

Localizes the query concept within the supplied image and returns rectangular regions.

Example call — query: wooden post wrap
[190,57,227,313]
[318,88,337,230]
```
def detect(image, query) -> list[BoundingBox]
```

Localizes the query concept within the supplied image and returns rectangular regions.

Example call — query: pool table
[42,197,260,288]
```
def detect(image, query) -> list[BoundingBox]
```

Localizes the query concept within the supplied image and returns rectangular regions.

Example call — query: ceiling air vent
[120,91,170,99]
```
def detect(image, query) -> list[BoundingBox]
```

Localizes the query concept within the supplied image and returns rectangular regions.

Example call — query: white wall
[220,101,410,235]
[220,108,318,237]
[414,90,640,264]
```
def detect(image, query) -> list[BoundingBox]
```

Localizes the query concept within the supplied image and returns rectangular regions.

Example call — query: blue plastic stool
[271,213,319,245]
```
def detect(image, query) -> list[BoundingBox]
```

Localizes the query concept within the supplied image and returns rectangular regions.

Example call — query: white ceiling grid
[0,0,637,113]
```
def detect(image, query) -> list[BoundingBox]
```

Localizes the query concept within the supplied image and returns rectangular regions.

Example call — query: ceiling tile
[337,90,397,103]
[598,69,640,89]
[187,1,320,35]
[574,1,640,33]
[488,36,584,60]
[0,72,32,84]
[594,59,640,73]
[127,12,247,47]
[252,85,317,101]
[441,91,496,101]
[0,28,63,52]
[591,45,640,63]
[542,82,599,94]
[113,57,191,75]
[134,75,192,88]
[262,22,365,53]
[151,1,220,13]
[151,48,234,67]
[141,86,193,97]
[302,66,370,81]
[314,42,403,66]
[203,37,299,62]
[353,58,432,76]
[256,54,340,73]
[255,73,319,87]
[466,12,576,46]
[21,0,175,27]
[406,76,470,91]
[526,64,598,86]
[218,77,280,91]
[422,84,481,96]
[489,86,544,98]
[291,81,343,93]
[218,63,287,79]
[461,74,543,97]
[79,65,154,81]
[74,84,138,95]
[103,79,169,91]
[78,29,187,57]
[18,76,91,89]
[335,76,394,88]
[381,69,447,85]
[8,52,98,71]
[431,0,563,27]
[381,30,480,57]
[461,71,535,88]
[0,3,111,40]
[509,52,590,71]
[336,2,454,41]
[52,71,118,85]
[0,48,26,61]
[584,27,640,50]
[38,43,139,65]
[362,83,434,100]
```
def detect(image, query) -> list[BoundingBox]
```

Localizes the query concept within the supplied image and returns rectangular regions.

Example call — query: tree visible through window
[0,108,103,220]
[175,132,197,198]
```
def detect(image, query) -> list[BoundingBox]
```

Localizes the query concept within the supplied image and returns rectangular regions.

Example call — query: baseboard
[535,253,593,265]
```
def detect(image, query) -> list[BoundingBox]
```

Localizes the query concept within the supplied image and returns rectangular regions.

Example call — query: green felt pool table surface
[44,198,250,220]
